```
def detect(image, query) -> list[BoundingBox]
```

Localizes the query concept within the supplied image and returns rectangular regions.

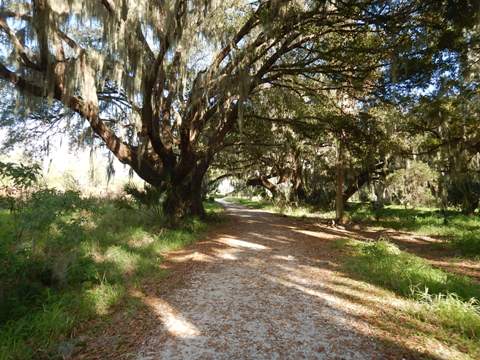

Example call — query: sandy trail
[74,201,470,359]
[134,202,414,360]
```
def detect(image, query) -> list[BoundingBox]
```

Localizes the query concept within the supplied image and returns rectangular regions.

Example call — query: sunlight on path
[136,203,466,360]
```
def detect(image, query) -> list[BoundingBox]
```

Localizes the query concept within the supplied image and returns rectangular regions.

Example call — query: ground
[74,201,475,359]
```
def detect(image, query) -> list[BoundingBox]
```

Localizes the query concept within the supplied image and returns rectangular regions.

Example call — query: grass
[342,239,480,300]
[337,239,480,349]
[415,292,480,340]
[0,198,223,360]
[347,203,480,256]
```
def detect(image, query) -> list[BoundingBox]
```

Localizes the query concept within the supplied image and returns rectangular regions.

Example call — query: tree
[0,0,476,221]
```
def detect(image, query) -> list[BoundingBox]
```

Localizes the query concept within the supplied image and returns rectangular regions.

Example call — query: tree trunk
[291,180,306,203]
[162,163,208,224]
[374,181,386,208]
[438,176,449,224]
[246,175,279,198]
[342,161,387,203]
[335,137,346,224]
[290,152,306,203]
[163,182,205,223]
[462,198,478,215]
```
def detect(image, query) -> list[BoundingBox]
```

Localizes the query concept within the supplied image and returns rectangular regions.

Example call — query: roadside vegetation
[337,239,480,356]
[0,162,222,360]
[347,204,480,256]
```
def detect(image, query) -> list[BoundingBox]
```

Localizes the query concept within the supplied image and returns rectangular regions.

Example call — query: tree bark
[162,160,208,224]
[163,184,205,222]
[246,175,279,198]
[342,161,387,203]
[290,151,306,203]
[335,136,346,224]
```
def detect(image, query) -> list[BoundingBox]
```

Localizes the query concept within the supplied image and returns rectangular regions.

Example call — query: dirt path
[75,201,469,359]
[128,201,458,360]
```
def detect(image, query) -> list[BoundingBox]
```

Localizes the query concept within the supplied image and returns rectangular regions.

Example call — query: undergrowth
[344,239,480,300]
[338,239,480,349]
[0,194,223,360]
[348,204,480,256]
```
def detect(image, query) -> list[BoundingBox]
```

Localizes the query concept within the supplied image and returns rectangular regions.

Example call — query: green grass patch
[337,238,480,349]
[0,197,223,360]
[347,204,480,256]
[414,292,480,340]
[342,239,480,300]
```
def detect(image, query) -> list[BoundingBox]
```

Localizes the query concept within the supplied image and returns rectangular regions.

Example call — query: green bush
[0,191,221,359]
[447,174,480,215]
[386,161,436,207]
[0,190,90,323]
[123,182,164,215]
[454,233,480,256]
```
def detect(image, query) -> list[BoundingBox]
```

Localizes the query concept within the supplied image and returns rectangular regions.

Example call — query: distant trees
[0,0,478,220]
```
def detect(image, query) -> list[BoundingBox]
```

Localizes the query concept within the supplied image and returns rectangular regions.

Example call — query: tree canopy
[0,0,479,220]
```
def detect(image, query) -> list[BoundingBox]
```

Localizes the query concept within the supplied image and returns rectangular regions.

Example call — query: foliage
[123,182,164,215]
[338,238,480,350]
[0,195,222,359]
[0,161,41,211]
[447,174,480,215]
[344,239,480,300]
[414,292,480,340]
[0,161,41,189]
[0,190,90,323]
[386,161,437,207]
[1,0,477,218]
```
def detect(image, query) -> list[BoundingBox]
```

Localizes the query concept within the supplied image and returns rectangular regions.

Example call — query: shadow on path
[76,201,466,360]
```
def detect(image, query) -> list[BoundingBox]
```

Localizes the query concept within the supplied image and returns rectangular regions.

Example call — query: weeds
[0,194,223,359]
[338,239,480,348]
[413,292,480,340]
[344,239,480,300]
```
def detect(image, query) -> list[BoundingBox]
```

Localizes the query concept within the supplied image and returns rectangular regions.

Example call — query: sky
[1,129,143,194]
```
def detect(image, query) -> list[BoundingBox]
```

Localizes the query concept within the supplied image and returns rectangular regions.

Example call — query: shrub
[446,174,480,215]
[386,161,436,208]
[123,182,163,214]
[453,233,480,256]
[0,189,90,322]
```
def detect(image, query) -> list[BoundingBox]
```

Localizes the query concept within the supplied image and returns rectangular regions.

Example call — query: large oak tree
[0,0,475,219]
